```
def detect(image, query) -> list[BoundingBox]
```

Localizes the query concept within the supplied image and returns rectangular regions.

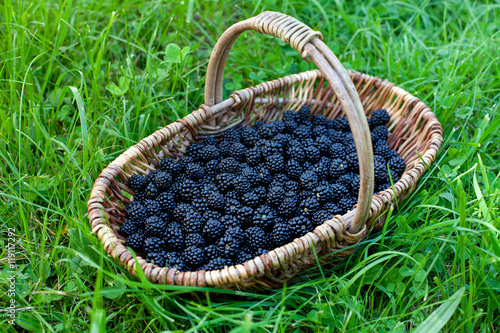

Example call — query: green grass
[1,0,499,331]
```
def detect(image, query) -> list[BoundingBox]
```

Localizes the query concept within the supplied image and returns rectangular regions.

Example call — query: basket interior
[89,69,441,286]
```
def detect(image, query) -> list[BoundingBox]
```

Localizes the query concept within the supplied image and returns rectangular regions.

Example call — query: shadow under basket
[87,12,442,290]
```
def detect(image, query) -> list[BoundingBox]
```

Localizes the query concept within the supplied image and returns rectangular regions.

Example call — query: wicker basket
[87,12,442,289]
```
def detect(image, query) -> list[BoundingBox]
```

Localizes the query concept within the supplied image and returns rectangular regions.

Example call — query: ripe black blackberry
[273,133,293,147]
[265,154,285,173]
[119,220,139,238]
[185,233,206,248]
[203,219,225,242]
[288,216,314,237]
[218,157,239,173]
[224,198,242,216]
[177,179,199,202]
[144,236,166,254]
[299,170,319,191]
[173,202,191,222]
[215,173,235,193]
[146,170,160,184]
[208,192,226,211]
[284,119,298,134]
[205,257,232,271]
[311,210,332,227]
[144,199,161,218]
[312,114,327,126]
[283,180,300,193]
[374,141,398,161]
[338,196,357,213]
[161,158,182,176]
[371,125,389,142]
[201,145,221,163]
[202,210,222,223]
[236,251,255,265]
[165,252,187,271]
[188,142,205,161]
[246,146,263,166]
[221,215,241,229]
[222,128,241,143]
[182,246,205,269]
[156,192,176,212]
[236,206,254,226]
[295,124,312,140]
[218,235,241,259]
[245,227,268,250]
[370,109,390,127]
[233,175,252,195]
[143,182,158,199]
[262,141,284,157]
[328,143,346,160]
[296,105,311,123]
[225,226,245,244]
[241,190,261,208]
[145,216,167,237]
[192,197,209,214]
[312,158,330,180]
[315,135,332,155]
[267,186,285,207]
[332,117,350,132]
[185,163,205,181]
[376,183,392,193]
[255,167,272,186]
[205,244,220,261]
[218,141,231,158]
[241,127,260,147]
[164,222,184,251]
[286,146,306,163]
[388,155,406,178]
[313,185,334,204]
[282,110,296,122]
[146,250,167,267]
[299,197,320,218]
[258,123,278,139]
[374,159,390,185]
[278,195,298,218]
[312,125,328,139]
[126,231,146,252]
[182,210,203,233]
[270,222,292,247]
[253,205,278,230]
[125,201,147,221]
[127,174,148,191]
[203,136,217,146]
[329,158,348,180]
[283,159,302,181]
[345,153,359,172]
[205,159,220,178]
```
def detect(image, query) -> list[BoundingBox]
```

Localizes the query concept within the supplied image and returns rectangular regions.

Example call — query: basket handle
[204,12,373,234]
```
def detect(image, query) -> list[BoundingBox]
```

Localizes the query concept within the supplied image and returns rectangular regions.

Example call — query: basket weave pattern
[87,12,442,289]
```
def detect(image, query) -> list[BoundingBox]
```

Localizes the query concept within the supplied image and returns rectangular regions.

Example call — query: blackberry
[203,219,225,242]
[299,170,319,190]
[258,123,278,139]
[202,210,222,223]
[282,110,296,122]
[323,202,343,216]
[173,203,192,222]
[388,155,406,178]
[327,129,344,143]
[144,236,166,254]
[270,223,292,247]
[344,142,357,156]
[145,199,161,217]
[298,190,314,202]
[273,120,286,133]
[161,158,182,176]
[286,146,306,163]
[376,183,392,193]
[192,197,209,214]
[241,127,260,147]
[221,215,241,229]
[312,126,328,139]
[296,105,311,123]
[144,182,158,199]
[328,143,346,160]
[186,163,205,180]
[346,153,359,172]
[299,197,320,218]
[240,167,259,186]
[146,250,168,267]
[312,114,327,126]
[285,159,303,181]
[205,244,220,261]
[374,142,397,161]
[228,142,247,161]
[125,201,147,221]
[312,210,332,226]
[273,133,293,147]
[126,231,146,252]
[146,170,160,184]
[267,186,285,207]
[216,173,235,193]
[182,246,205,269]
[255,167,272,186]
[245,227,267,250]
[315,135,332,155]
[288,216,314,237]
[313,185,334,204]
[185,233,206,248]
[218,235,241,259]
[200,145,221,163]
[203,136,217,146]
[330,183,349,201]
[156,192,176,212]
[277,196,297,219]
[374,159,390,185]
[182,210,203,233]
[145,216,167,237]
[332,117,350,132]
[222,128,241,143]
[253,205,278,230]
[164,222,184,251]
[241,190,261,208]
[283,181,299,193]
[265,154,285,173]
[188,142,205,161]
[205,257,232,271]
[218,157,239,173]
[262,141,284,157]
[237,206,254,225]
[225,226,245,244]
[177,179,199,202]
[205,159,220,177]
[246,147,262,166]
[165,252,187,271]
[338,196,357,213]
[224,198,242,216]
[284,120,298,134]
[234,175,252,195]
[371,125,389,142]
[329,158,348,180]
[370,109,390,127]
[347,173,361,194]
[295,124,311,140]
[218,141,232,158]
[312,159,330,180]
[236,251,254,265]
[127,174,148,191]
[208,192,226,211]
[119,220,139,238]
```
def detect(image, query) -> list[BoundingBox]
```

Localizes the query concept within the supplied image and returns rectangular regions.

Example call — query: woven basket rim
[87,68,442,289]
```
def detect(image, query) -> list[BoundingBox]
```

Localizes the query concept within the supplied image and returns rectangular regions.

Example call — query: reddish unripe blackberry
[288,216,314,237]
[164,222,184,251]
[270,223,292,247]
[182,246,205,269]
[203,219,225,242]
[185,233,206,248]
[299,197,320,218]
[127,174,148,191]
[370,109,390,127]
[245,227,268,250]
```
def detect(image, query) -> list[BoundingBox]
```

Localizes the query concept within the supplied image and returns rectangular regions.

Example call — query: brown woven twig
[87,12,442,289]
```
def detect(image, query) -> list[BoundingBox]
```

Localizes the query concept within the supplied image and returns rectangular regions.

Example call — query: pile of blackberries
[120,106,406,272]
